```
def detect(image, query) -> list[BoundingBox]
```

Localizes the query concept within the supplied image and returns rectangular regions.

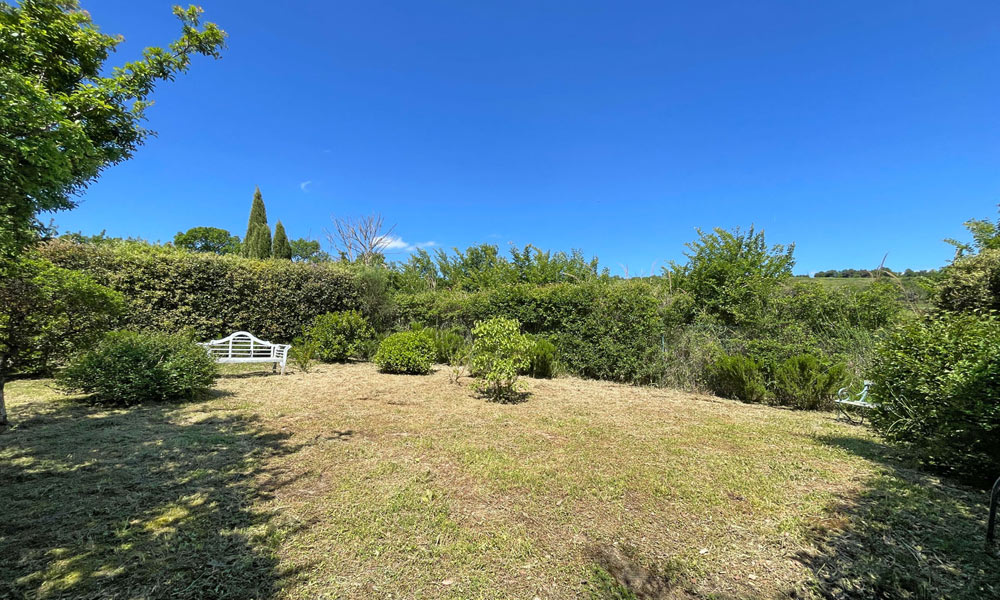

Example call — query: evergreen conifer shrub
[706,354,767,403]
[272,221,292,260]
[771,353,848,410]
[243,187,272,259]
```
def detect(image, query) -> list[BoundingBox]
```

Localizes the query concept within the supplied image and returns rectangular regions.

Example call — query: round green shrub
[58,331,217,405]
[374,330,435,374]
[706,354,767,403]
[306,310,374,362]
[869,312,1000,484]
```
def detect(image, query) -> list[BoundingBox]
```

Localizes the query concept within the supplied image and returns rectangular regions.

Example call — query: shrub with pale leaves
[471,317,531,401]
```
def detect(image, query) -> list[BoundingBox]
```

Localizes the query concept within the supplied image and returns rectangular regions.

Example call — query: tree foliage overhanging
[0,0,226,260]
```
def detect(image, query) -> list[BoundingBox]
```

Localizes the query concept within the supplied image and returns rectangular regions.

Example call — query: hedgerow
[396,280,663,383]
[41,232,903,398]
[40,239,366,341]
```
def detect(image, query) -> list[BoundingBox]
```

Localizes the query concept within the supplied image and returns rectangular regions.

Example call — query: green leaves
[706,354,767,403]
[0,256,124,376]
[305,311,374,363]
[40,239,363,342]
[272,222,292,260]
[242,188,272,259]
[0,1,225,258]
[869,312,1000,484]
[471,317,531,402]
[374,330,435,374]
[58,330,217,405]
[771,354,848,410]
[394,244,607,293]
[666,226,795,327]
[173,227,241,255]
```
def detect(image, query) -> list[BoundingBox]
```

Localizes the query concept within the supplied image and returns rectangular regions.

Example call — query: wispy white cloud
[299,180,312,192]
[377,235,436,253]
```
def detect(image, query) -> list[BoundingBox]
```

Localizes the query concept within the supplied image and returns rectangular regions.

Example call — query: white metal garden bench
[199,331,290,375]
[836,380,874,424]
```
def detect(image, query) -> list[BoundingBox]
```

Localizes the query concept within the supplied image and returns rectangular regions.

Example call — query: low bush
[868,312,1000,484]
[659,320,726,390]
[471,317,532,401]
[58,331,217,405]
[771,354,848,410]
[428,327,467,364]
[306,310,374,362]
[525,336,557,378]
[396,281,664,384]
[374,330,435,374]
[706,354,767,403]
[289,336,319,373]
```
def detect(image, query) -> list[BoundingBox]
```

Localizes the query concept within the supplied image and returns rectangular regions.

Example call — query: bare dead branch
[325,213,397,266]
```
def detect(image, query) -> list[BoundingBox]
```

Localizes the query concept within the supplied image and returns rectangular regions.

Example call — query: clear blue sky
[56,0,1000,275]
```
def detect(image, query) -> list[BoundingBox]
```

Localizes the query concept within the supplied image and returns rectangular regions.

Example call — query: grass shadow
[0,397,301,599]
[799,433,999,599]
[476,390,532,405]
[216,370,284,380]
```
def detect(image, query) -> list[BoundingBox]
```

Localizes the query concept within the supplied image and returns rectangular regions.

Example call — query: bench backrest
[200,331,283,359]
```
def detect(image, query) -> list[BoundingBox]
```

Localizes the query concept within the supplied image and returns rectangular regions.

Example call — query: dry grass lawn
[1,363,996,599]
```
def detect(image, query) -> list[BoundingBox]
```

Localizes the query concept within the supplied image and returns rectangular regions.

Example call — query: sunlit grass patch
[3,362,995,599]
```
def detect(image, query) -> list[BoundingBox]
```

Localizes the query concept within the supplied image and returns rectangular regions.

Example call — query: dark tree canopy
[174,227,240,254]
[289,238,330,263]
[0,0,226,260]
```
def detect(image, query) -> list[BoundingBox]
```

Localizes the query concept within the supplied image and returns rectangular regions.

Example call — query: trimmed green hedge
[40,240,365,342]
[395,280,664,383]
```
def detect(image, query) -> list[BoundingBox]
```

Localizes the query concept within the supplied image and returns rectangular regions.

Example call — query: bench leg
[837,404,863,426]
[989,476,1000,549]
[280,360,286,375]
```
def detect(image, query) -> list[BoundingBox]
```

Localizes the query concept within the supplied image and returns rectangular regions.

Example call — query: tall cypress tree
[272,221,292,260]
[247,223,272,259]
[242,186,271,259]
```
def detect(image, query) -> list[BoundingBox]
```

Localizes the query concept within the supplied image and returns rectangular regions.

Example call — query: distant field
[793,276,875,290]
[792,276,933,308]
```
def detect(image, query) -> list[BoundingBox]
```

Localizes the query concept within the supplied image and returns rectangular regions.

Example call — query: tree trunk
[0,375,7,428]
[0,356,8,428]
